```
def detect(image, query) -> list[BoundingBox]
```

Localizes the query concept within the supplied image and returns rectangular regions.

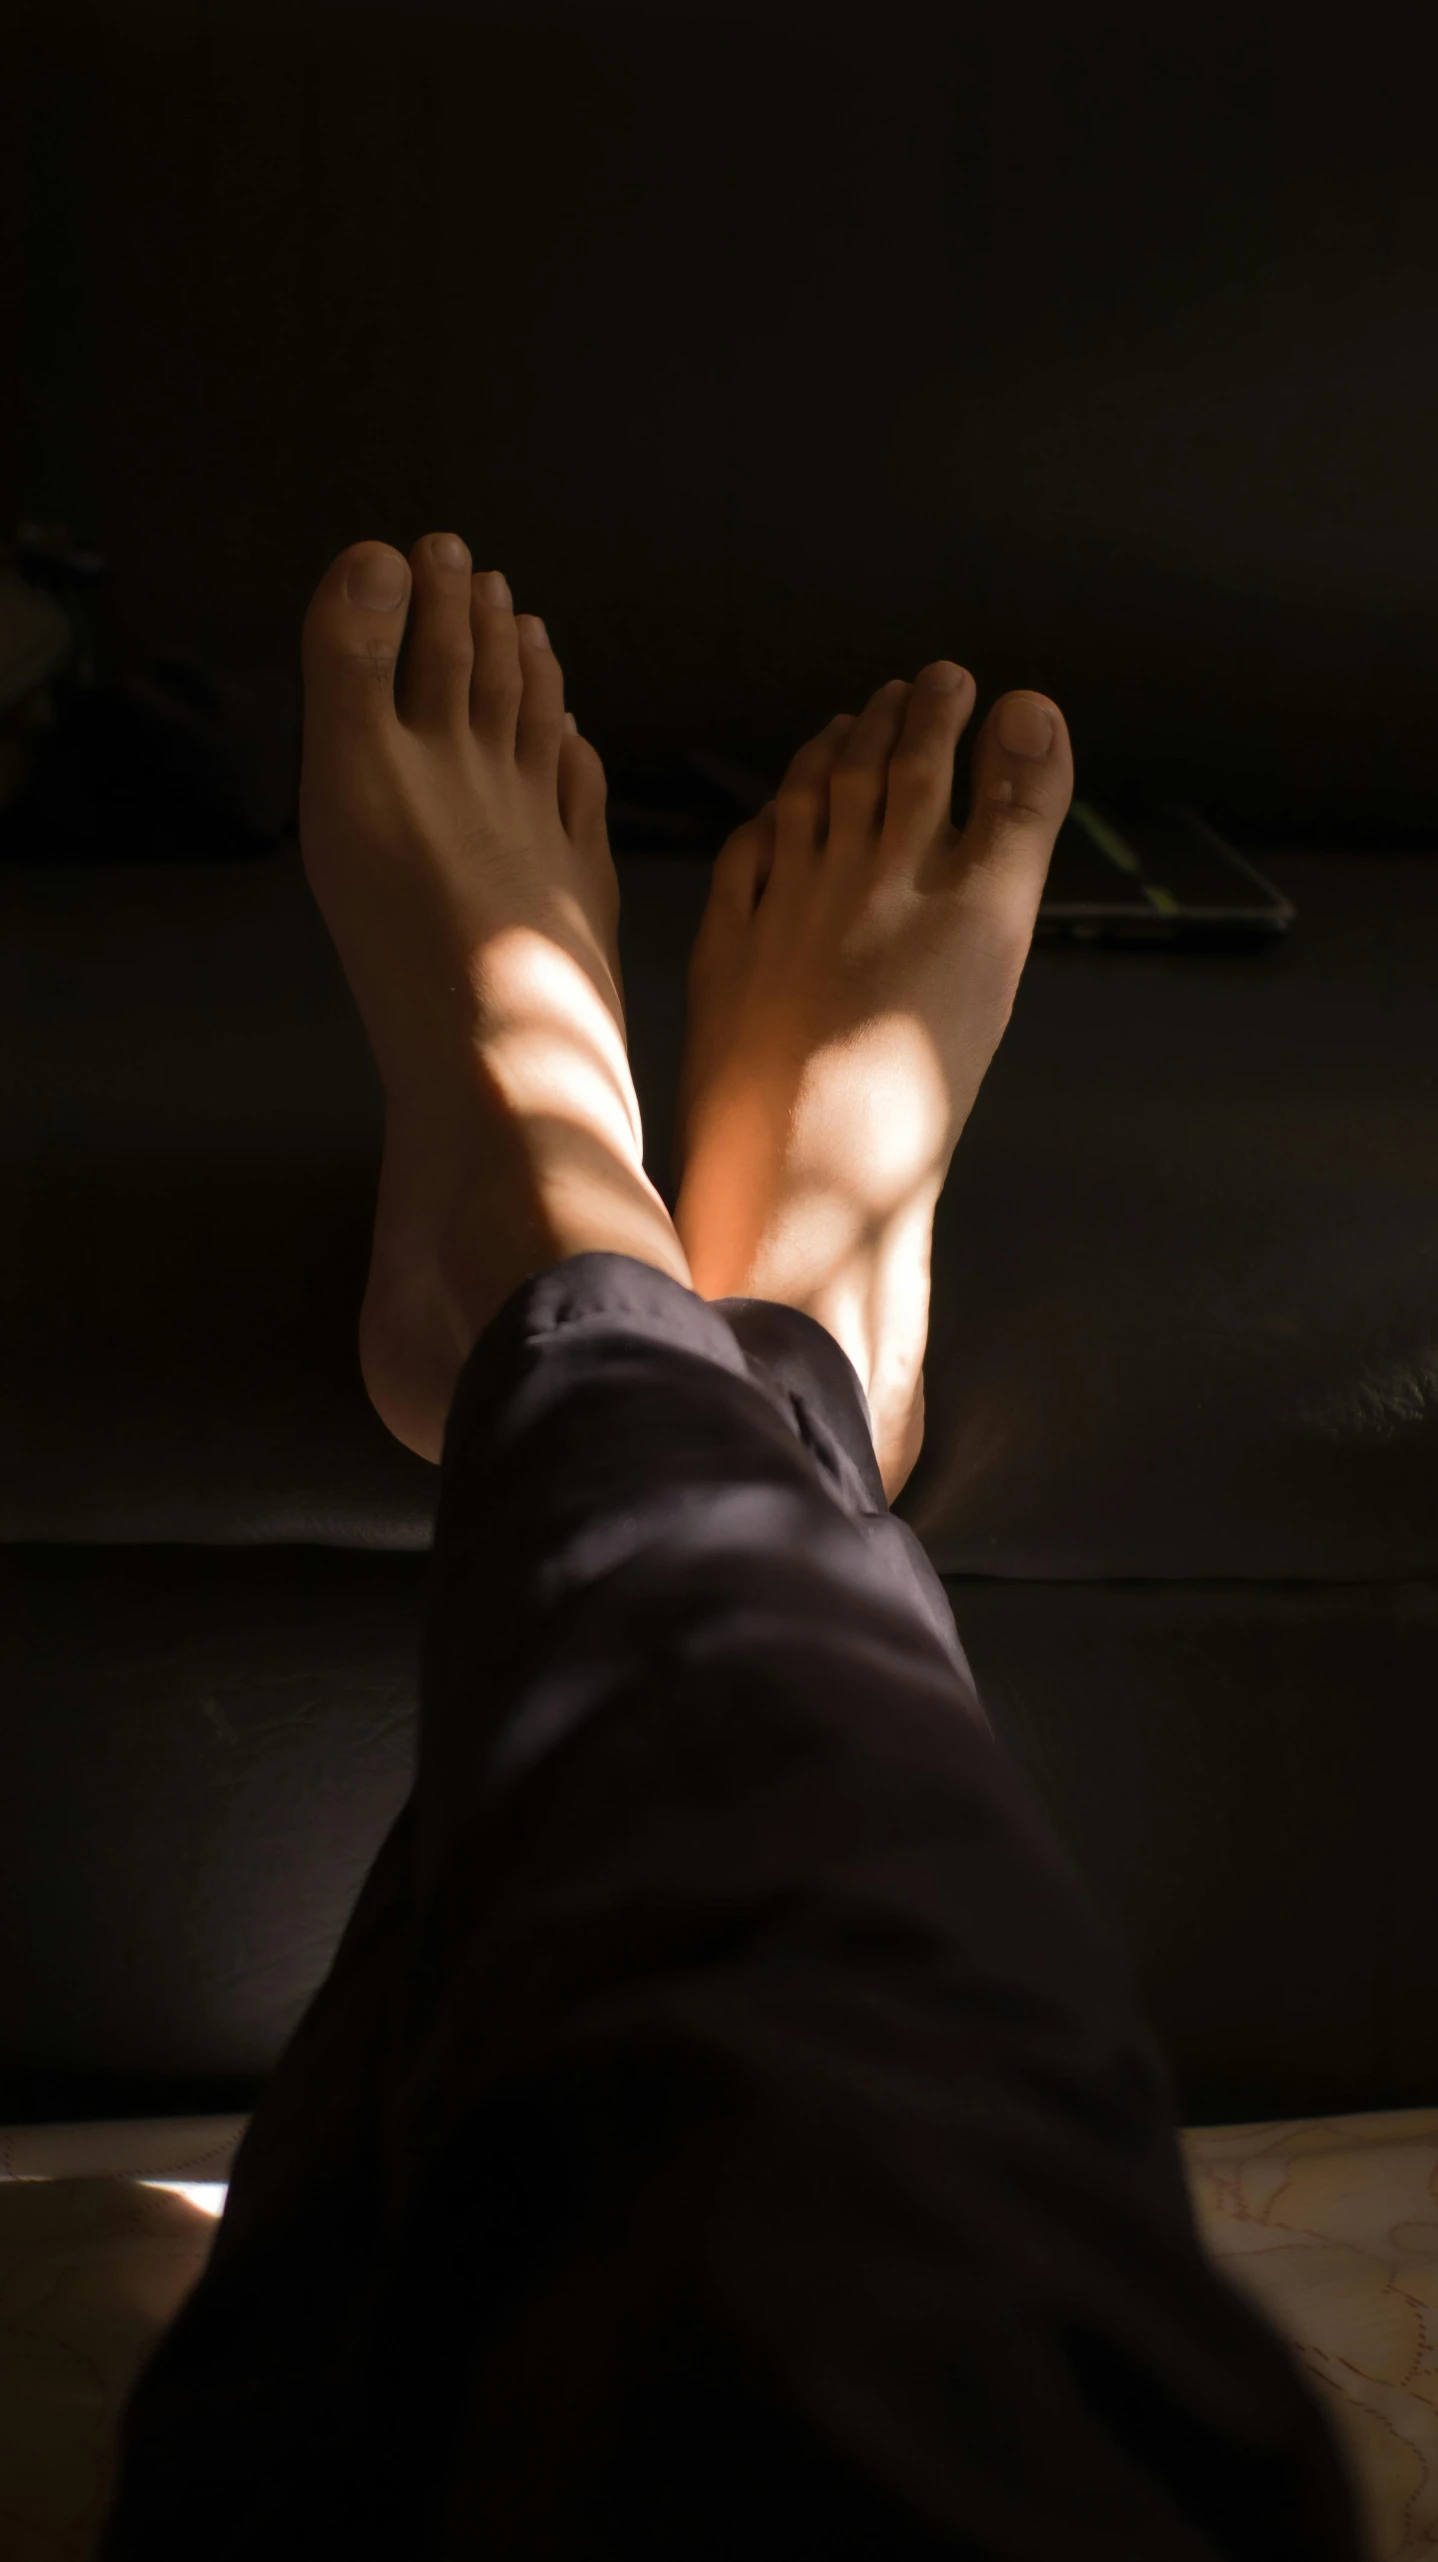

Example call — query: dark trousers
[99,1254,1361,2559]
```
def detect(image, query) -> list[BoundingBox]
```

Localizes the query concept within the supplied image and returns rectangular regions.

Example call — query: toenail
[996,694,1054,758]
[431,533,469,569]
[520,615,549,649]
[346,549,408,611]
[922,663,967,693]
[480,571,512,609]
[563,711,578,735]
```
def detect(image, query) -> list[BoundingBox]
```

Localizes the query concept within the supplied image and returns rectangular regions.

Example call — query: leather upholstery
[20,0,1438,844]
[2,846,1435,2124]
[4,1546,1433,2127]
[4,849,1435,1575]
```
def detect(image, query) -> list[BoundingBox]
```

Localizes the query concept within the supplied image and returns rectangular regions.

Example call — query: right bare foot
[674,668,1073,1499]
[299,532,690,1463]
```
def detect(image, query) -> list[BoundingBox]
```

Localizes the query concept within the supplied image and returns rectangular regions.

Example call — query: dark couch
[4,842,1435,2129]
[6,0,1438,2133]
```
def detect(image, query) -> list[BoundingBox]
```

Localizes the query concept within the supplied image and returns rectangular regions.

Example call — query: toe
[772,714,855,878]
[397,532,475,732]
[881,663,974,856]
[827,679,913,844]
[710,806,776,922]
[956,689,1074,921]
[557,714,608,846]
[468,570,524,750]
[515,613,567,775]
[687,812,773,1033]
[301,541,412,732]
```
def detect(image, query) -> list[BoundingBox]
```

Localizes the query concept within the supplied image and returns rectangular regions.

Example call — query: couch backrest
[11,0,1438,839]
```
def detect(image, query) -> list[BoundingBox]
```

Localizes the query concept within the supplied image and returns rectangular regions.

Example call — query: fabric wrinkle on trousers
[98,1251,1363,2561]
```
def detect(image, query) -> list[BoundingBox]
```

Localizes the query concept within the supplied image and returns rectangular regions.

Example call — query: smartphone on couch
[1037,802,1295,946]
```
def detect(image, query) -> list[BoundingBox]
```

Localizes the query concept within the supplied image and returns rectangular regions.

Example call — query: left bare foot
[673,667,1073,1499]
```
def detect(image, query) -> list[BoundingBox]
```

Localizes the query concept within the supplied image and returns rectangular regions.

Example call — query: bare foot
[299,531,690,1462]
[674,668,1073,1498]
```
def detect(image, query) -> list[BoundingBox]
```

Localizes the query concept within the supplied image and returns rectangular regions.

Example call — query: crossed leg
[97,536,1361,2562]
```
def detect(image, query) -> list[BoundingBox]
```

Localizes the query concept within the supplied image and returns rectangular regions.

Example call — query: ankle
[437,1138,693,1366]
[735,1184,937,1497]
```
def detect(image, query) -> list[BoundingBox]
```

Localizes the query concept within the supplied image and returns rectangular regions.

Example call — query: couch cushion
[4,1547,1435,2125]
[1,1545,416,2110]
[907,849,1438,1577]
[954,1576,1438,2122]
[0,851,434,1547]
[2,847,1435,1573]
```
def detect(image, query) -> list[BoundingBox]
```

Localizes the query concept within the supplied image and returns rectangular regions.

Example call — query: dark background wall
[8,0,1438,841]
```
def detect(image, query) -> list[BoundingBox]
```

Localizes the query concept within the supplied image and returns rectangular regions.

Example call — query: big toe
[957,689,1073,923]
[302,541,412,735]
